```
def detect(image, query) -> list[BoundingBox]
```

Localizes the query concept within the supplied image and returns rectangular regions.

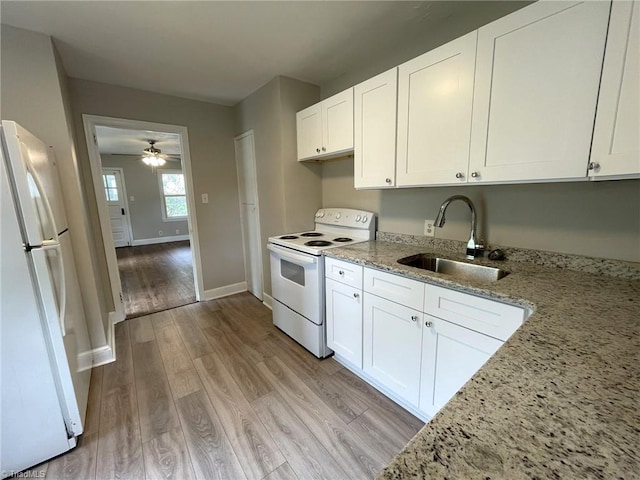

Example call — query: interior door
[101,168,131,248]
[234,131,263,300]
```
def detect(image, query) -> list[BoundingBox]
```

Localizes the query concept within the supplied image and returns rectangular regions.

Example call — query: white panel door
[326,278,363,368]
[420,315,503,417]
[363,293,422,406]
[354,68,398,189]
[296,104,322,160]
[322,88,354,156]
[396,32,476,186]
[235,131,263,300]
[590,0,640,179]
[102,168,131,248]
[468,1,611,183]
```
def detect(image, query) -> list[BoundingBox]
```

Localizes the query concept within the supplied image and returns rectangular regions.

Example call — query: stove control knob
[355,215,361,222]
[336,213,341,219]
[362,215,368,223]
[319,211,325,217]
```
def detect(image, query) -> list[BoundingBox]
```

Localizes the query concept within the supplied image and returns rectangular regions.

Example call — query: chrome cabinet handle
[385,178,392,184]
[471,171,480,178]
[353,293,360,299]
[322,147,326,152]
[455,172,464,179]
[588,162,600,170]
[338,270,344,276]
[411,315,419,322]
[425,321,433,327]
[316,148,321,153]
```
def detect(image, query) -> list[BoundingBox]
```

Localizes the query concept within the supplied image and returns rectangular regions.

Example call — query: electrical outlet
[159,230,163,236]
[424,220,435,237]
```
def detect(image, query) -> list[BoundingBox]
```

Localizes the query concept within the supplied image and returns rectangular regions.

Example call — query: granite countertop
[324,239,640,479]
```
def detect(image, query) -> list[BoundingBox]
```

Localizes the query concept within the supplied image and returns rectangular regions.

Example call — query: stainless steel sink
[397,253,509,282]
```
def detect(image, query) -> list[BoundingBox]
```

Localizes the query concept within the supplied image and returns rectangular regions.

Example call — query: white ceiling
[95,126,181,159]
[1,1,475,106]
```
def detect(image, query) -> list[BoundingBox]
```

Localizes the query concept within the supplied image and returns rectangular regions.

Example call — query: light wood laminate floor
[117,241,196,319]
[37,293,424,480]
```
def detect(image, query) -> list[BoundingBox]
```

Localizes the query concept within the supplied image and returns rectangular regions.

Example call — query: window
[103,173,119,202]
[158,170,188,221]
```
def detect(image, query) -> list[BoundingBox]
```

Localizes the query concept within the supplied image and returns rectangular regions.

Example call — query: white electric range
[267,208,376,358]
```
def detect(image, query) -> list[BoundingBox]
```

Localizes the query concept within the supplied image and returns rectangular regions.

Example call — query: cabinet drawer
[364,268,424,311]
[424,284,525,341]
[325,257,363,289]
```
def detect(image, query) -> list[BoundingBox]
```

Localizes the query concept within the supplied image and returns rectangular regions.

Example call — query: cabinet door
[590,1,639,180]
[322,88,354,156]
[468,1,611,183]
[326,278,363,368]
[396,32,476,187]
[363,294,422,405]
[354,68,398,189]
[296,104,322,161]
[420,316,503,417]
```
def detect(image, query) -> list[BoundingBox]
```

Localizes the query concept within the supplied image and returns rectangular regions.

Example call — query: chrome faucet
[434,195,483,260]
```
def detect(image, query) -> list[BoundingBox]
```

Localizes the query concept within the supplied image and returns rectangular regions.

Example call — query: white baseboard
[203,281,247,301]
[131,234,190,246]
[86,312,117,367]
[262,293,273,310]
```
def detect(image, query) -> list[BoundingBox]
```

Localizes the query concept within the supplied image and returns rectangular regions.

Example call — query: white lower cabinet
[325,278,363,368]
[419,314,503,417]
[363,293,423,406]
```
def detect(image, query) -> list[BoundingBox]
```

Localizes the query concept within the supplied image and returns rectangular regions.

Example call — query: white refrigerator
[1,121,92,476]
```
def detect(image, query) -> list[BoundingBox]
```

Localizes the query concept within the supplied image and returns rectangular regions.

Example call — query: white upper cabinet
[354,68,398,189]
[396,32,477,187]
[590,0,640,180]
[468,1,611,183]
[297,88,353,161]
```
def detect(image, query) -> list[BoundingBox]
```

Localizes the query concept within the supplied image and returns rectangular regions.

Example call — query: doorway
[234,130,263,301]
[83,115,204,321]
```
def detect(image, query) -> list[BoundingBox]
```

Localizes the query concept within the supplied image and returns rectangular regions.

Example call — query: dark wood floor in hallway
[117,240,196,318]
[37,292,425,480]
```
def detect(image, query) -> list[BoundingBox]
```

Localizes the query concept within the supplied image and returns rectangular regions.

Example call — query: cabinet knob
[338,270,344,276]
[353,292,360,299]
[455,172,464,179]
[588,162,600,170]
[322,147,326,152]
[385,178,392,184]
[471,171,480,178]
[411,315,419,322]
[425,321,433,327]
[316,148,321,153]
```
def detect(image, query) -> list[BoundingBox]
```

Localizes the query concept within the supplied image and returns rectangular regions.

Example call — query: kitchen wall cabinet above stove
[296,88,353,161]
[468,0,611,184]
[590,0,640,181]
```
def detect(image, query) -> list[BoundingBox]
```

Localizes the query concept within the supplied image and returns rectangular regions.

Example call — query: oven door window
[280,259,305,286]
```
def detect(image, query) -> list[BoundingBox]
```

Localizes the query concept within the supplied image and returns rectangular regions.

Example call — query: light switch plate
[201,193,209,204]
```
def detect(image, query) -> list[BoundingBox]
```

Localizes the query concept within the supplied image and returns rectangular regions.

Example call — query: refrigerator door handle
[41,241,67,336]
[26,152,60,243]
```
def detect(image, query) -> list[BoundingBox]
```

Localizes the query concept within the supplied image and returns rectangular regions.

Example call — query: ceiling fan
[141,140,166,167]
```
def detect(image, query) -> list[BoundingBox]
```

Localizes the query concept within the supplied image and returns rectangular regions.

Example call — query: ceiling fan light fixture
[141,140,166,167]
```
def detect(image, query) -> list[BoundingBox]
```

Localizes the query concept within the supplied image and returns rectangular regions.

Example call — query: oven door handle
[268,243,318,265]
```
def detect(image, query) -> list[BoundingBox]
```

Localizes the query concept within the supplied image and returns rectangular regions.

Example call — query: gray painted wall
[1,25,110,345]
[69,78,245,296]
[101,155,189,242]
[234,76,322,296]
[319,2,640,263]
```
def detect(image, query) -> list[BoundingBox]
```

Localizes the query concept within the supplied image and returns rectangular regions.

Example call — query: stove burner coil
[279,235,299,240]
[301,232,323,237]
[333,237,353,242]
[304,240,333,247]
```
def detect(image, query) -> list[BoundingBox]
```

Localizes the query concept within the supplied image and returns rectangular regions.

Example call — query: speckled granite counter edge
[376,231,640,280]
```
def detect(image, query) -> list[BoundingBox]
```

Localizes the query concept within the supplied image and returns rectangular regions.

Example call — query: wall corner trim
[85,311,119,368]
[262,293,273,310]
[203,282,247,301]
